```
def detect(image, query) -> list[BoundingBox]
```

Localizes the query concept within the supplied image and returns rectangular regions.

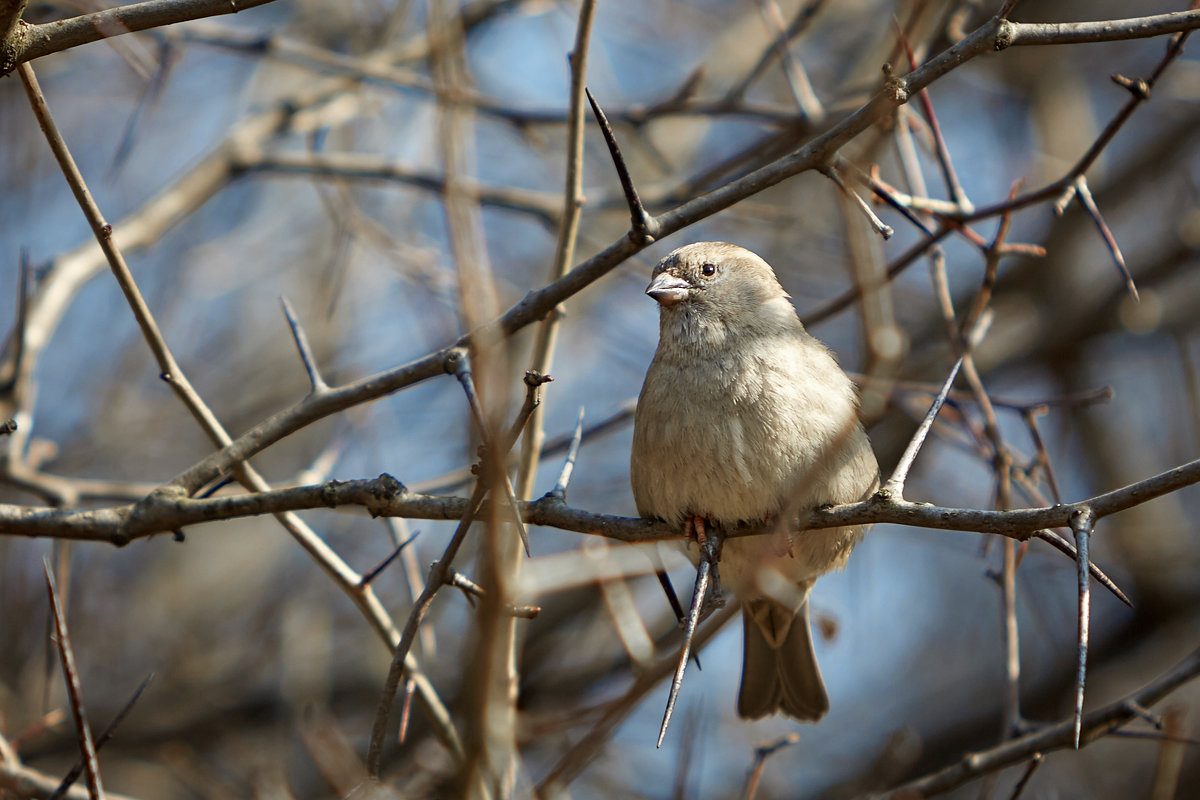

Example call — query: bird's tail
[737,599,829,721]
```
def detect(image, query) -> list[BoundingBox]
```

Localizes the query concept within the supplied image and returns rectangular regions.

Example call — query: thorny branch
[6,1,1200,798]
[2,454,1198,546]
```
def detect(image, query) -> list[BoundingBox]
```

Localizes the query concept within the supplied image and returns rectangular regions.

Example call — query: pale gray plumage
[631,241,878,721]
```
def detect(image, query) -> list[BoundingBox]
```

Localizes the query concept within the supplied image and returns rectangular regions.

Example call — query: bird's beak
[646,272,690,306]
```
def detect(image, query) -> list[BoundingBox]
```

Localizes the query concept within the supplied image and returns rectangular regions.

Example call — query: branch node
[1111,73,1150,100]
[443,347,467,376]
[994,19,1014,51]
[884,75,909,104]
[1123,699,1163,729]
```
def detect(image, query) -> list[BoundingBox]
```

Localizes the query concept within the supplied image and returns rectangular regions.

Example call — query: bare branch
[889,646,1200,797]
[50,674,155,800]
[42,559,104,799]
[1000,10,1200,47]
[517,0,596,501]
[5,0,281,72]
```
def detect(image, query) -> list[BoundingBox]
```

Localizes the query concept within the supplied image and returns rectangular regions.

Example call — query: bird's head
[647,242,798,345]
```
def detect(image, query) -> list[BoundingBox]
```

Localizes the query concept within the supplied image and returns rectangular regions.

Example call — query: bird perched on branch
[631,241,878,721]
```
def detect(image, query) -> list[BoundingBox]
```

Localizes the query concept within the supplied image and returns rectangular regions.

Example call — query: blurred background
[2,0,1200,797]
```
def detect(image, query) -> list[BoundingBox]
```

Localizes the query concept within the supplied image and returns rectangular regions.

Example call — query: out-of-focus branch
[43,561,104,799]
[3,0,280,72]
[885,646,1200,797]
[958,20,1191,225]
[0,756,141,800]
[237,150,561,225]
[516,0,596,501]
[174,22,804,127]
[998,9,1200,47]
[16,59,461,761]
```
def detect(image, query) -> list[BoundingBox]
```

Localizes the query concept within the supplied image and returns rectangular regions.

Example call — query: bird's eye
[700,263,716,277]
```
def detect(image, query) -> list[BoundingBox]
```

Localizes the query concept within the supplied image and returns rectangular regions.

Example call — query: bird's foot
[683,514,714,546]
[681,515,726,612]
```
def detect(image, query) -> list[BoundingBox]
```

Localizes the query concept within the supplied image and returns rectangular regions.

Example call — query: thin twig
[42,559,104,800]
[823,164,893,239]
[49,674,155,800]
[516,0,596,502]
[889,645,1200,797]
[883,357,963,497]
[1069,175,1138,301]
[1007,753,1042,800]
[1021,409,1062,504]
[367,474,489,776]
[359,530,420,587]
[1032,529,1130,607]
[894,15,972,212]
[742,734,801,800]
[454,358,531,556]
[1001,535,1023,738]
[503,370,553,460]
[280,296,329,393]
[551,407,585,500]
[756,0,824,122]
[0,249,31,395]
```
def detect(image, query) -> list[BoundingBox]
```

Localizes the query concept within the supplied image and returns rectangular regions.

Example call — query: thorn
[280,296,328,393]
[1070,508,1096,749]
[656,570,701,670]
[585,88,658,243]
[657,521,723,747]
[552,407,585,500]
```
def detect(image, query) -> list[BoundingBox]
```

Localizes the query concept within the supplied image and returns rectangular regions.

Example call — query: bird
[630,241,879,721]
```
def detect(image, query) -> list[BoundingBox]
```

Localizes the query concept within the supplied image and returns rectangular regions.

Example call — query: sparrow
[630,241,879,721]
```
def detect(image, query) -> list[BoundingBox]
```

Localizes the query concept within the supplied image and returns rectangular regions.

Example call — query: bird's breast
[631,349,817,525]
